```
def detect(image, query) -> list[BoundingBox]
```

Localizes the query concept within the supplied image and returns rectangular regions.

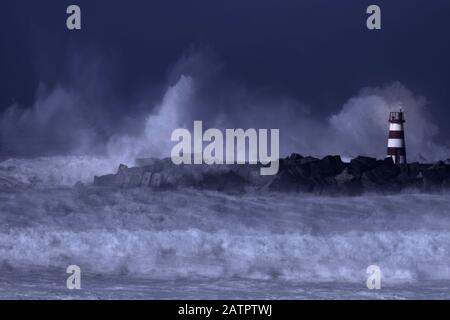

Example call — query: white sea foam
[1,157,450,284]
[0,156,118,186]
[2,227,450,283]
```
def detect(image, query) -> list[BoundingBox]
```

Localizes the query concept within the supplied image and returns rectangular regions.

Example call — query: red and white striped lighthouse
[387,108,407,164]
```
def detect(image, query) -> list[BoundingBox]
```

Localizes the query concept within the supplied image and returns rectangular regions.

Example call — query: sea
[1,156,450,299]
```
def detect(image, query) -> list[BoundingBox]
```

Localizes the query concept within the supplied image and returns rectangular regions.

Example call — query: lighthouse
[387,108,407,164]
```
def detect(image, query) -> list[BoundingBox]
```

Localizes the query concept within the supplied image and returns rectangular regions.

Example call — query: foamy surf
[1,156,450,299]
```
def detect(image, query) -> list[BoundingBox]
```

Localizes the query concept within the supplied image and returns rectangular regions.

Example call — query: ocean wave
[1,157,450,283]
[0,156,118,186]
[1,226,449,282]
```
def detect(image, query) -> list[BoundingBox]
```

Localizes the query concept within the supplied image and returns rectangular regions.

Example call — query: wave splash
[1,156,450,283]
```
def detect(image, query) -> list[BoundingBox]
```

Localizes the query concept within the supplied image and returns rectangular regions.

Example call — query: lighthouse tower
[387,108,407,164]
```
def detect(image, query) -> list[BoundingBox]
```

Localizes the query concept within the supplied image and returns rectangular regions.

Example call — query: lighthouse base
[386,155,406,165]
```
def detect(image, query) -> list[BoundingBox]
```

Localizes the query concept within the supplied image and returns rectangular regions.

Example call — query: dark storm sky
[1,0,450,157]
